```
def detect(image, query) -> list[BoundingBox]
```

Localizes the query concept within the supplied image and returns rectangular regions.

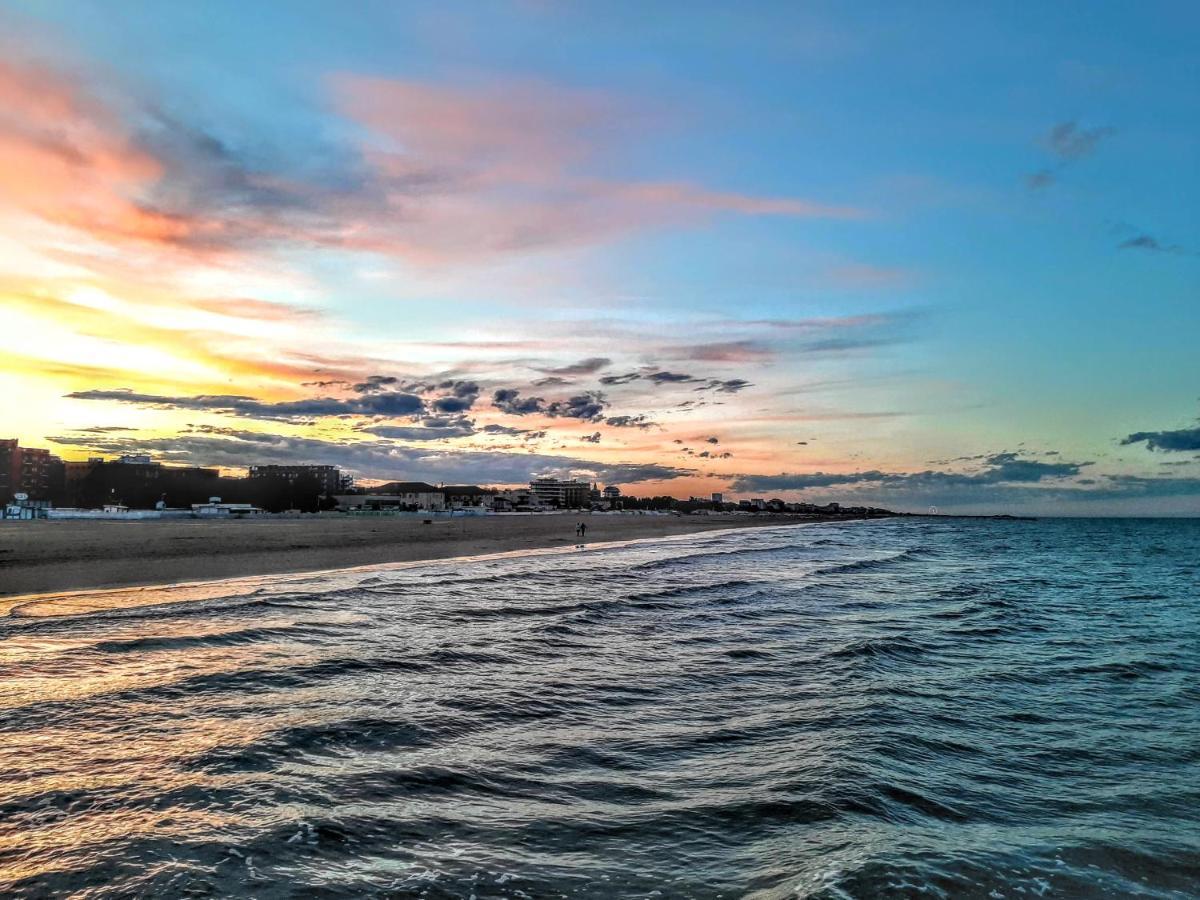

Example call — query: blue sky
[1,1,1197,513]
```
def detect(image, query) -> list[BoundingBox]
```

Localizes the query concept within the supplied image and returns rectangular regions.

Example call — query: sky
[0,1,1197,514]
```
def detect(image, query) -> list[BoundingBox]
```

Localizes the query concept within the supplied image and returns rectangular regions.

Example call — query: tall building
[711,492,724,504]
[247,464,345,496]
[529,477,590,508]
[0,439,64,501]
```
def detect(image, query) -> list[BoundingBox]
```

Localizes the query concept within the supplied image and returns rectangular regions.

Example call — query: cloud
[535,356,611,377]
[646,370,701,385]
[1025,170,1056,191]
[1026,120,1115,190]
[430,395,475,414]
[1046,121,1116,161]
[1121,426,1200,452]
[704,378,753,393]
[491,387,607,421]
[730,452,1090,493]
[599,372,641,386]
[331,73,863,262]
[0,47,863,272]
[363,422,475,440]
[545,392,607,421]
[352,376,401,393]
[604,415,654,429]
[48,429,694,485]
[66,387,425,421]
[581,432,602,443]
[1117,233,1188,255]
[675,341,773,363]
[480,423,540,438]
[492,388,545,416]
[706,436,720,444]
[191,297,321,321]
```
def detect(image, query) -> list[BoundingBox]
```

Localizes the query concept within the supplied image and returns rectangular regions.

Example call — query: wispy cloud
[1025,120,1116,191]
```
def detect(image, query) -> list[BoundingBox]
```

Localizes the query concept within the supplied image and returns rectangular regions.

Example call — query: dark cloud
[430,395,474,414]
[706,436,719,444]
[1117,233,1188,255]
[703,379,753,394]
[536,357,611,377]
[478,424,545,441]
[491,387,607,422]
[532,376,570,387]
[47,430,693,485]
[581,432,602,443]
[67,388,425,421]
[1121,426,1200,452]
[646,371,701,384]
[599,372,641,386]
[352,375,400,393]
[491,388,545,416]
[605,415,654,429]
[545,393,607,421]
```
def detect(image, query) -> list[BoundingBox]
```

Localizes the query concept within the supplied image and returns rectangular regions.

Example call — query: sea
[0,517,1197,898]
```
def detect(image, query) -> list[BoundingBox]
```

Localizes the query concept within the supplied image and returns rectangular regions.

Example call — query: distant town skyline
[1,2,1197,514]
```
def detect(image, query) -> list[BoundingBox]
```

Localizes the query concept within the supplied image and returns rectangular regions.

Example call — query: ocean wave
[3,517,1198,897]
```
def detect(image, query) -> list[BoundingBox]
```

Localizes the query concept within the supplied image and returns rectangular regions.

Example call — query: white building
[529,478,590,508]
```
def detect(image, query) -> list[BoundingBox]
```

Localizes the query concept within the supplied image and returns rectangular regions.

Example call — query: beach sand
[0,513,814,599]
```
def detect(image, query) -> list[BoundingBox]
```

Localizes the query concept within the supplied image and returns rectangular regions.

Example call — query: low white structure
[47,507,167,520]
[191,497,261,518]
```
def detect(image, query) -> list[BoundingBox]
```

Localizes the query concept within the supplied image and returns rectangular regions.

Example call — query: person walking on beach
[579,521,587,539]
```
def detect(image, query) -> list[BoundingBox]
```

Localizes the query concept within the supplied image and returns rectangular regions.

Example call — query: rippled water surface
[2,518,1198,898]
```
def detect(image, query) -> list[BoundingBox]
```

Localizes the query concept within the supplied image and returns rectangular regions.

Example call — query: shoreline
[0,513,868,605]
[0,519,834,619]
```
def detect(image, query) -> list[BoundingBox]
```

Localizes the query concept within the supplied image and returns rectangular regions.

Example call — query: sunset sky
[1,1,1197,514]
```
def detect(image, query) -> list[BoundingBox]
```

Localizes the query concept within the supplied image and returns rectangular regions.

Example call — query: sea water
[1,518,1197,897]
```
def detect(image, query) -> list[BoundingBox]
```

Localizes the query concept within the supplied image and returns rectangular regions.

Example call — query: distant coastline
[0,512,886,601]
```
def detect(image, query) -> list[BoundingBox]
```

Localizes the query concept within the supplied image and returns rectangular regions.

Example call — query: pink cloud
[330,74,864,261]
[0,51,864,272]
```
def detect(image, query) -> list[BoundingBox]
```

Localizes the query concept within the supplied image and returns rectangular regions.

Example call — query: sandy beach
[0,513,819,599]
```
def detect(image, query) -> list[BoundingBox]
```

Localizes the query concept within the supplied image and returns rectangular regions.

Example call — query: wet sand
[0,513,814,599]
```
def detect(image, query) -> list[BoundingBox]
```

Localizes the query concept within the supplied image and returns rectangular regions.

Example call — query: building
[442,485,494,508]
[711,492,723,504]
[0,439,64,501]
[248,464,346,496]
[66,458,219,509]
[529,477,590,509]
[490,488,536,511]
[339,482,445,511]
[602,484,622,500]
